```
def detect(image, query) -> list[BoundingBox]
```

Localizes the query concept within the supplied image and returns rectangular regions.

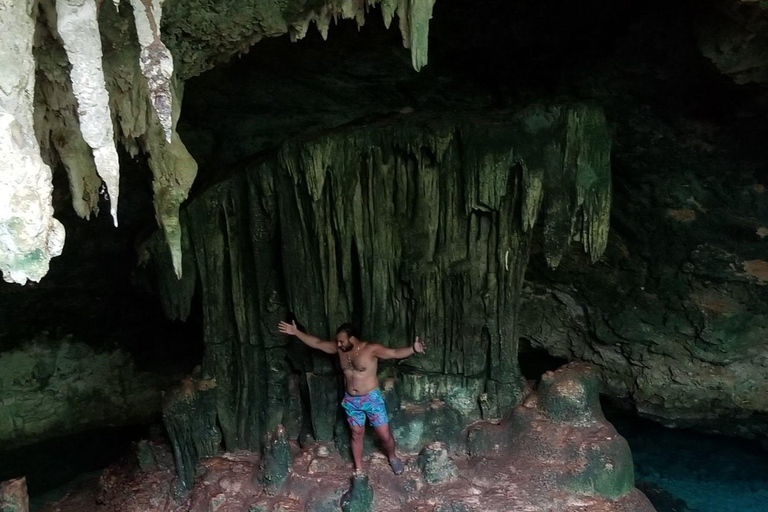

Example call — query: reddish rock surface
[39,365,655,512]
[0,477,30,512]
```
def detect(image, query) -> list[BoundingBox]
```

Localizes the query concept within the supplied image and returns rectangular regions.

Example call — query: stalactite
[143,80,198,279]
[393,0,437,72]
[3,0,441,284]
[56,0,121,226]
[130,0,174,143]
[289,0,436,72]
[0,0,65,285]
[34,40,103,220]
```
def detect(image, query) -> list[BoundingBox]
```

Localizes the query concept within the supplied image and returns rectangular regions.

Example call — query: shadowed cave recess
[1,0,768,511]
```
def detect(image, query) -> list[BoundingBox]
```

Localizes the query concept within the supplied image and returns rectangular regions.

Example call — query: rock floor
[39,440,653,512]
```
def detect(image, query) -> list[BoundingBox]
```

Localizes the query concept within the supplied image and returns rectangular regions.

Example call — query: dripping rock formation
[147,105,612,489]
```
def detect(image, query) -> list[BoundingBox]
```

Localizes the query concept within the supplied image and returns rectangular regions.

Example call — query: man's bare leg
[373,423,404,474]
[350,425,365,473]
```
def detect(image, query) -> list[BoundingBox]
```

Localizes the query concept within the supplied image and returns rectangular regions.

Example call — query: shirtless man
[277,320,425,475]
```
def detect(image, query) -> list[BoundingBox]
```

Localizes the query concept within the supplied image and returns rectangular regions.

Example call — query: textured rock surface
[258,425,292,495]
[0,477,29,512]
[148,106,612,485]
[0,0,65,285]
[0,0,441,283]
[41,365,653,512]
[0,336,172,449]
[340,474,374,512]
[417,441,458,484]
[468,363,636,501]
[518,101,768,437]
[696,0,768,84]
[55,0,121,226]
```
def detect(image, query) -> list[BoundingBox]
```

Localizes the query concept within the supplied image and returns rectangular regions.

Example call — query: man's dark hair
[335,322,360,339]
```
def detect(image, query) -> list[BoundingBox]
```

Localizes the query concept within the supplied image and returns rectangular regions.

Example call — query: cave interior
[1,0,768,511]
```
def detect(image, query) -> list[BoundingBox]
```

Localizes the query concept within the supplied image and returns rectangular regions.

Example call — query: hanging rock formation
[151,105,612,487]
[56,0,122,226]
[0,0,439,284]
[0,0,65,285]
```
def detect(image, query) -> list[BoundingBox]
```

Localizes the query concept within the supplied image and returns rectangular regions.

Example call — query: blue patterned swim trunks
[341,388,389,427]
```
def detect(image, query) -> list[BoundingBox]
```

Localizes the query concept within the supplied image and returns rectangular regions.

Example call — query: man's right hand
[278,320,298,336]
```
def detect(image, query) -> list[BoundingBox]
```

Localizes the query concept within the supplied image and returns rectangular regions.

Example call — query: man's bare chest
[340,351,373,373]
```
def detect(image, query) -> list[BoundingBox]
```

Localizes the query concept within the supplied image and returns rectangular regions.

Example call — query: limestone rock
[149,107,612,484]
[0,478,29,512]
[466,363,636,502]
[340,474,374,512]
[0,336,168,449]
[417,442,458,484]
[130,0,174,143]
[0,0,65,285]
[56,0,121,226]
[257,425,292,495]
[538,363,604,426]
[162,376,221,493]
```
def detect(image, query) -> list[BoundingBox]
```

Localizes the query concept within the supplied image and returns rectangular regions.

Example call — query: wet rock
[340,474,374,512]
[539,363,604,426]
[417,442,458,484]
[162,376,221,494]
[136,440,158,471]
[0,477,29,512]
[0,337,165,449]
[562,436,635,500]
[257,425,292,495]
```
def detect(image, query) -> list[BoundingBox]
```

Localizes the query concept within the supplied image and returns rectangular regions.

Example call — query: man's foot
[353,468,366,478]
[389,457,405,475]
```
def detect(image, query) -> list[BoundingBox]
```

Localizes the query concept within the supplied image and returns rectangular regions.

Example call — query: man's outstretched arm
[372,336,426,360]
[278,320,337,354]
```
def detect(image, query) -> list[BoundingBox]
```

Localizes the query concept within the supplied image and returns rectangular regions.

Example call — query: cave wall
[519,104,768,437]
[0,335,163,449]
[0,152,200,449]
[148,106,612,487]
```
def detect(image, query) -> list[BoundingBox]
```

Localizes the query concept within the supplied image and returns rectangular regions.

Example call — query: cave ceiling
[1,0,768,285]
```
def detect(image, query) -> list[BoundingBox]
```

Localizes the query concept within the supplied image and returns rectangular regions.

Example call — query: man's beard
[339,342,353,352]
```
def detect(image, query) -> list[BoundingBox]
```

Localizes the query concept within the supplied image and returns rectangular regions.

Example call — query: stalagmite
[130,0,174,143]
[0,0,65,285]
[56,0,121,226]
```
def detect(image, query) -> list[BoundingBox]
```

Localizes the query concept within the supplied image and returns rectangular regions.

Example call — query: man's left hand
[414,336,426,354]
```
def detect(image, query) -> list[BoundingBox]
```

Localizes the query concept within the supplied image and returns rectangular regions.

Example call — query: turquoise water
[610,413,768,512]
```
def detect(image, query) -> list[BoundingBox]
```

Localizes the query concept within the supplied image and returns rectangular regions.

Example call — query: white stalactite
[0,0,65,284]
[130,0,174,143]
[56,0,121,226]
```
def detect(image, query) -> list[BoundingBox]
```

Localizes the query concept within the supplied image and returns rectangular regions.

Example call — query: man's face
[336,332,354,352]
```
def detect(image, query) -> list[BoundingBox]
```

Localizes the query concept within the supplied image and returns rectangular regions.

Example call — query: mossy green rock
[417,442,458,484]
[562,436,635,500]
[258,425,292,495]
[340,474,374,512]
[539,363,604,426]
[150,108,612,484]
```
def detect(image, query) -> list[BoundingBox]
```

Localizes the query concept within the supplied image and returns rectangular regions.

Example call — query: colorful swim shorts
[341,388,389,427]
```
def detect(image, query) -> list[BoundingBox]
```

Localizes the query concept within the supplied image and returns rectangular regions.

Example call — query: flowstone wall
[146,105,611,489]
